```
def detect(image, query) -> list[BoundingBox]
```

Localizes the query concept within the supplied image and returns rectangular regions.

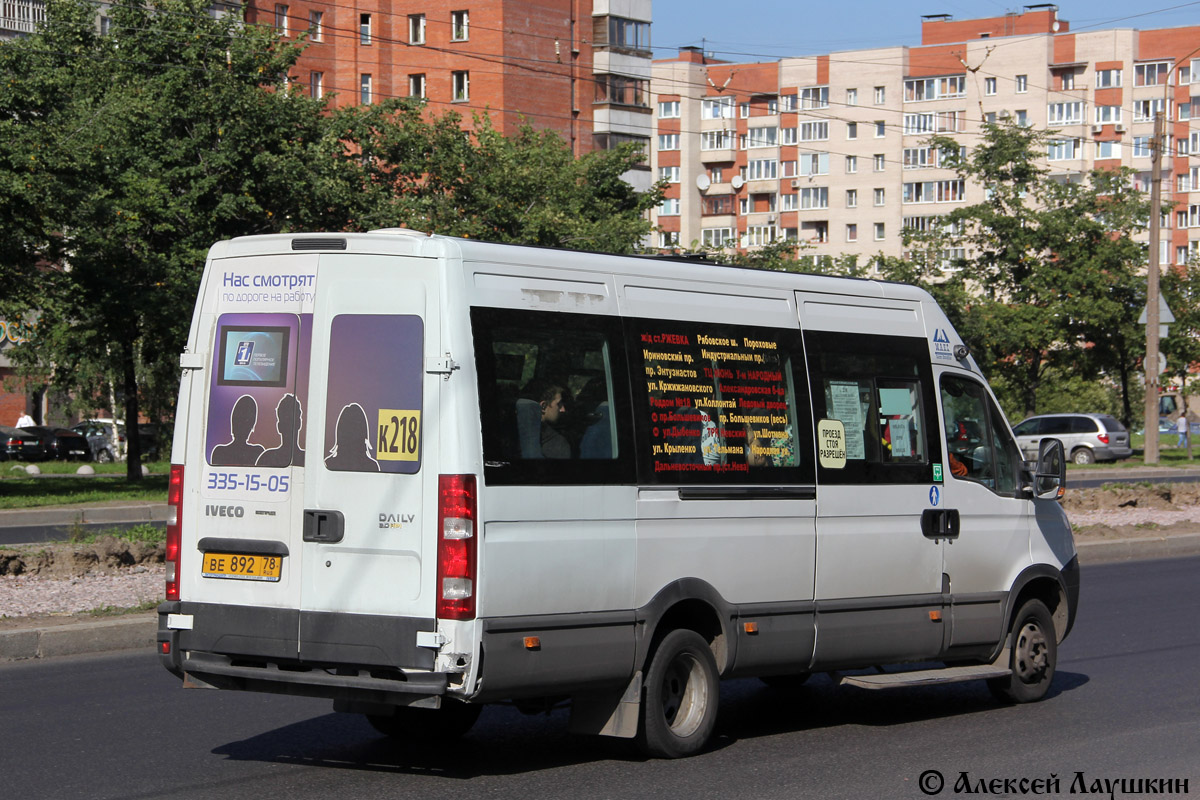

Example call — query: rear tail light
[165,464,184,601]
[436,474,477,620]
[1098,433,1110,445]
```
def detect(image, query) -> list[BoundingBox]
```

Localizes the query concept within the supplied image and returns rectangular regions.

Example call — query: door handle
[921,508,960,540]
[303,509,345,543]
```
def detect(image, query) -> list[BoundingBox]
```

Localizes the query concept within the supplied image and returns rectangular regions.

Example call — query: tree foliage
[0,0,659,479]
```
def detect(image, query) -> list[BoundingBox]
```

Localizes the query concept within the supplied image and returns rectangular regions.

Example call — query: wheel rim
[658,652,709,737]
[1013,620,1050,684]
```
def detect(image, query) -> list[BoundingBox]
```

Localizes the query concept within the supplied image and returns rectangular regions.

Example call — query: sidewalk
[3,497,1200,663]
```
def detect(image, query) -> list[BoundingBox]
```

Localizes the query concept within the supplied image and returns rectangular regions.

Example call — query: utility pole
[1144,108,1164,464]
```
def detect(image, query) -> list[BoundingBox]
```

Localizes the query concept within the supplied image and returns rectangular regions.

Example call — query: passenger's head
[539,384,566,424]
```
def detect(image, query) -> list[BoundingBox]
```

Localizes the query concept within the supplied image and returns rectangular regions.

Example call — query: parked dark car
[0,425,49,461]
[18,426,93,461]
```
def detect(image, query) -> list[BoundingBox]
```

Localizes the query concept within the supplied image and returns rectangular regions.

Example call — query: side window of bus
[471,307,635,486]
[805,330,939,485]
[940,375,1020,496]
[627,318,814,485]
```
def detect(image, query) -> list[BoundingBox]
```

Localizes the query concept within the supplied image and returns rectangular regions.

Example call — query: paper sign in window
[818,419,847,469]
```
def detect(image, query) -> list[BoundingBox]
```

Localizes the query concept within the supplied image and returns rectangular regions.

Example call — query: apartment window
[845,155,857,174]
[846,224,858,242]
[605,17,651,52]
[1059,71,1075,91]
[873,154,885,172]
[1047,138,1080,161]
[904,75,966,102]
[846,88,858,106]
[1132,136,1152,158]
[700,130,734,150]
[702,97,735,119]
[746,126,779,148]
[701,195,734,216]
[847,122,858,140]
[739,102,750,118]
[99,15,110,34]
[745,226,778,247]
[274,4,288,35]
[846,189,858,208]
[797,153,829,176]
[711,168,723,183]
[659,232,680,249]
[902,180,965,203]
[452,10,470,41]
[874,86,885,104]
[780,94,797,112]
[799,121,829,141]
[658,100,681,118]
[658,133,680,151]
[903,147,934,169]
[658,198,680,216]
[1016,109,1029,127]
[747,159,778,180]
[781,127,798,145]
[875,121,886,138]
[873,188,886,206]
[985,112,998,125]
[1015,74,1028,93]
[874,223,885,241]
[360,73,372,104]
[904,111,965,134]
[453,71,470,102]
[1095,140,1120,159]
[739,197,750,215]
[308,10,323,41]
[766,98,779,115]
[359,13,371,45]
[801,87,829,109]
[1047,102,1083,125]
[1133,98,1166,123]
[1095,68,1122,88]
[596,75,649,107]
[1136,62,1170,87]
[780,194,799,211]
[658,166,680,183]
[409,14,426,44]
[984,77,996,95]
[409,74,426,99]
[1181,100,1193,121]
[799,187,828,209]
[701,228,735,247]
[1095,106,1122,124]
[309,71,323,99]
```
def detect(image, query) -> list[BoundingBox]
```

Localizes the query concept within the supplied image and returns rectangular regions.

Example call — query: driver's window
[940,375,1019,496]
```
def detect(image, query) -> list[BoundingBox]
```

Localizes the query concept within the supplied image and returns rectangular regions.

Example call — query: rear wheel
[366,701,481,741]
[97,449,114,463]
[1071,447,1095,465]
[636,629,720,758]
[987,598,1057,704]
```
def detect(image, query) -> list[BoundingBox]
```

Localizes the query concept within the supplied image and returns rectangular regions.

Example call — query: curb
[0,503,169,528]
[4,536,1198,663]
[0,614,157,662]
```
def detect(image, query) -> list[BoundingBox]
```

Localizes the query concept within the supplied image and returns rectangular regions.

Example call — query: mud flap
[568,671,642,738]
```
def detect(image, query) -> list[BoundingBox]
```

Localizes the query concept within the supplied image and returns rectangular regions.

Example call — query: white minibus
[159,230,1077,758]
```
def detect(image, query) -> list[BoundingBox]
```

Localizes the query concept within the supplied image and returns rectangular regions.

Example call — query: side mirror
[1032,438,1065,501]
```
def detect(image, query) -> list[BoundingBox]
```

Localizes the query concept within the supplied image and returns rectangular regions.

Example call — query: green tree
[910,122,1150,422]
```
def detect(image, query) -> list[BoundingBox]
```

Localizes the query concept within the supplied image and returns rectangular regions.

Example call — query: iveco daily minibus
[158,230,1078,758]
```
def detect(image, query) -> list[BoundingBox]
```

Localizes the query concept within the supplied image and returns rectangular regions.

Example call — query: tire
[636,629,720,759]
[1071,447,1095,465]
[987,598,1057,704]
[97,449,113,463]
[760,672,811,690]
[365,701,481,741]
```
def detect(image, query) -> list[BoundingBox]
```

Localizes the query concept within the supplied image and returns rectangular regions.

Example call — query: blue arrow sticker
[929,486,940,506]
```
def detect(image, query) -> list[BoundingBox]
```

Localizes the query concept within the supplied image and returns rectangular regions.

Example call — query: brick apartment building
[243,0,653,187]
[650,7,1200,267]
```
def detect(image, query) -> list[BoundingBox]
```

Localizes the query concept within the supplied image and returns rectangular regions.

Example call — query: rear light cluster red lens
[165,465,184,601]
[436,474,477,620]
[1098,433,1110,444]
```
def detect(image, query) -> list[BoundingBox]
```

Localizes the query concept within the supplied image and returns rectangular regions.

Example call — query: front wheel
[97,448,114,463]
[366,701,482,741]
[636,629,720,759]
[1071,447,1095,465]
[987,598,1057,704]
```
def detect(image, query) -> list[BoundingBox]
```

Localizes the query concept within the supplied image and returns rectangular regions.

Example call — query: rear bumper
[1093,445,1132,460]
[158,601,449,704]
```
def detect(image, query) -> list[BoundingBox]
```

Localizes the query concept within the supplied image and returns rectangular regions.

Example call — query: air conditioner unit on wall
[791,179,802,189]
[1115,123,1126,133]
[1091,124,1103,134]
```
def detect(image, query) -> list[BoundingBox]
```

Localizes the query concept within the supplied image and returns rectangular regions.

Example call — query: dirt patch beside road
[0,536,164,579]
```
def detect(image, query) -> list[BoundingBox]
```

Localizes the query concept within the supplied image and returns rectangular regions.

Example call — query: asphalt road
[3,556,1198,800]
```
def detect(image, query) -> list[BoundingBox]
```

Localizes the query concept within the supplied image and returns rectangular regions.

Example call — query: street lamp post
[1144,47,1200,464]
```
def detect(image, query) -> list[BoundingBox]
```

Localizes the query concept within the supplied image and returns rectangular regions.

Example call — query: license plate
[201,552,283,582]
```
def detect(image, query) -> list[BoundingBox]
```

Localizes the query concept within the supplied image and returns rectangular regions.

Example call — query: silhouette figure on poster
[210,395,266,466]
[256,393,305,468]
[325,403,379,472]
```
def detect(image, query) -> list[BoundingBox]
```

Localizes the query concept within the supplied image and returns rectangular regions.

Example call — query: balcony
[1,0,45,37]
